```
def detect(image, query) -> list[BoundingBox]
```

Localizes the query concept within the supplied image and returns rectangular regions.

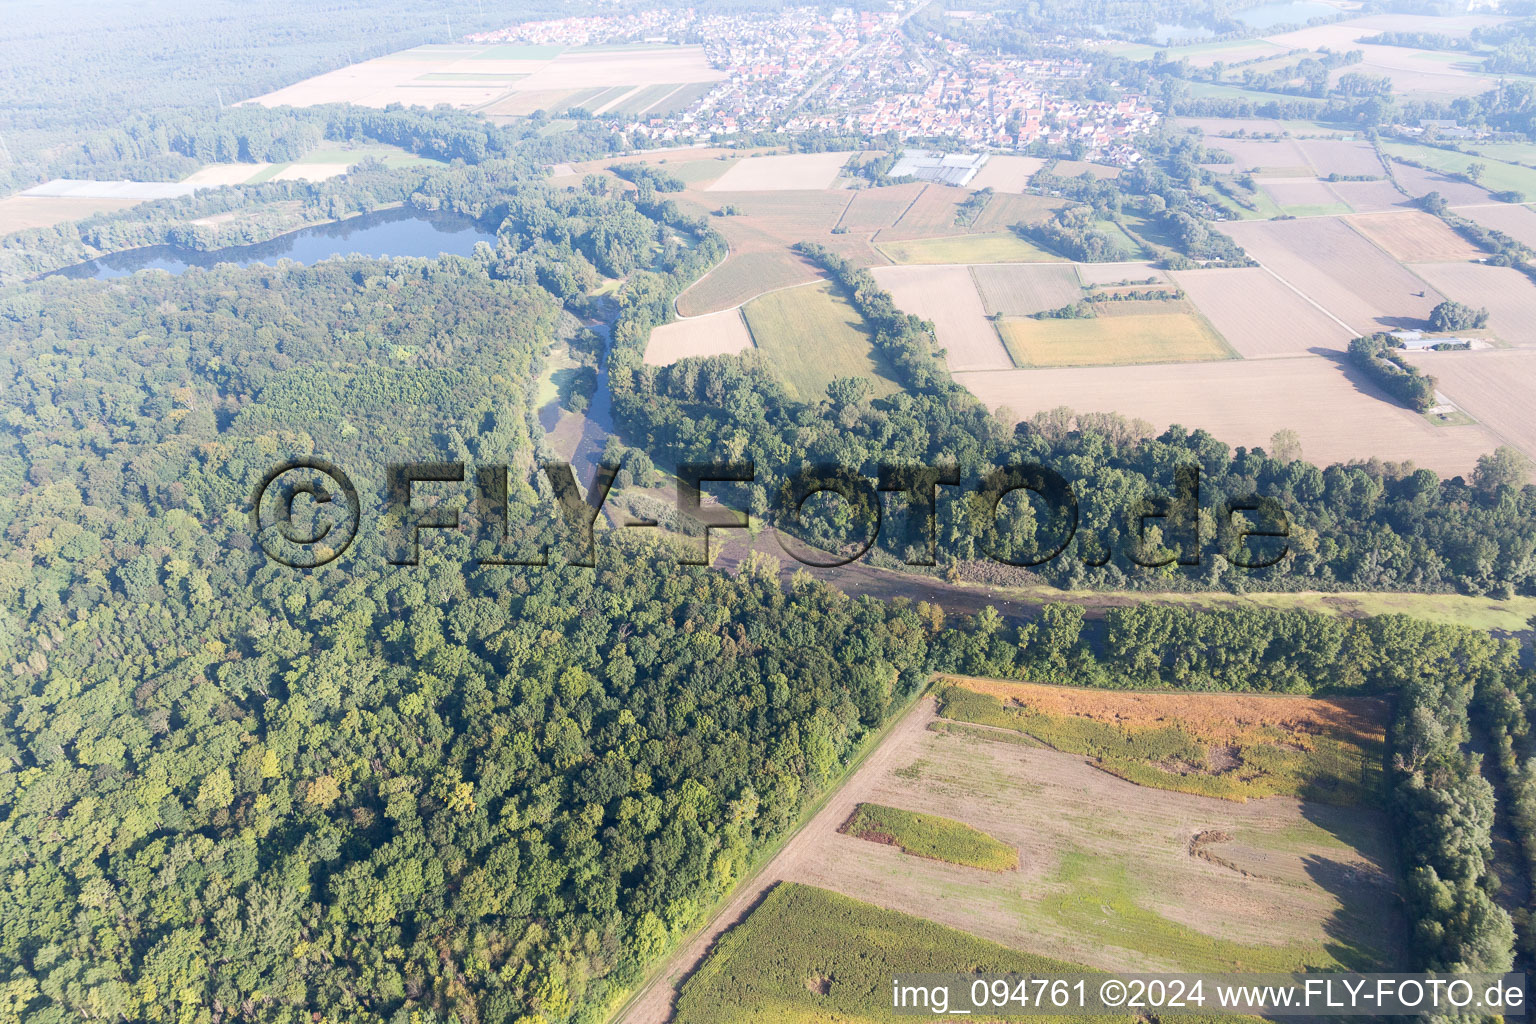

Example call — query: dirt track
[612,697,940,1024]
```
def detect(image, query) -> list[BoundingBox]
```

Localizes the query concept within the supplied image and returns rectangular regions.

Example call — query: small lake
[1148,22,1217,44]
[54,207,498,280]
[1234,1,1337,30]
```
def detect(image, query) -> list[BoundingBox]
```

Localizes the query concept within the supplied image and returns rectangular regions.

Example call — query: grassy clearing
[673,883,1142,1024]
[948,578,1536,633]
[1382,140,1536,197]
[876,231,1060,265]
[741,281,902,402]
[997,310,1233,367]
[842,803,1019,871]
[935,681,1383,805]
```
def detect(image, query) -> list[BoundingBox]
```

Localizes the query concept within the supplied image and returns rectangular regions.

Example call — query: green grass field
[944,577,1536,633]
[876,231,1060,265]
[997,310,1234,367]
[673,883,1141,1024]
[741,281,902,402]
[842,803,1019,871]
[1383,140,1536,198]
[935,685,1382,805]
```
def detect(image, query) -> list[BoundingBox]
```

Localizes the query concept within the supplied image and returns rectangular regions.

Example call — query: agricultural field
[875,231,1058,265]
[1052,159,1121,180]
[1296,139,1385,178]
[671,883,1125,1024]
[1073,261,1167,287]
[872,265,1013,372]
[841,803,1019,871]
[1204,137,1313,174]
[1451,201,1536,249]
[1173,267,1354,358]
[779,698,1405,976]
[1325,179,1414,214]
[1258,177,1350,216]
[953,357,1501,476]
[705,152,855,192]
[1409,261,1536,347]
[1344,211,1483,262]
[968,155,1047,192]
[936,679,1384,805]
[1218,217,1444,333]
[1402,348,1536,459]
[834,183,925,231]
[741,281,902,401]
[676,251,821,317]
[879,183,978,239]
[1385,154,1501,205]
[644,308,755,366]
[250,42,723,112]
[972,263,1084,316]
[996,308,1233,368]
[0,196,143,234]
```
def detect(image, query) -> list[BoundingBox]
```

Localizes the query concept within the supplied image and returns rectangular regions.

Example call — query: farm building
[889,149,988,187]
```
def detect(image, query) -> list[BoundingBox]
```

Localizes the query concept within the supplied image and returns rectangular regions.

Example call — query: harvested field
[1388,159,1496,206]
[705,152,854,192]
[1218,217,1444,333]
[876,232,1058,265]
[1205,137,1313,174]
[781,701,1405,974]
[644,308,755,366]
[1451,202,1536,250]
[182,163,269,186]
[1346,211,1483,262]
[971,263,1083,316]
[270,163,351,182]
[969,155,1047,192]
[968,192,1064,232]
[676,251,821,318]
[741,281,901,401]
[1260,177,1348,213]
[1327,179,1414,214]
[482,88,585,117]
[1409,261,1536,348]
[955,357,1501,476]
[937,678,1384,805]
[1074,260,1167,287]
[0,196,143,234]
[513,45,722,90]
[872,265,1012,372]
[881,183,973,239]
[997,309,1232,368]
[1173,266,1355,358]
[1296,139,1384,178]
[1401,348,1536,459]
[249,42,721,111]
[250,48,532,108]
[1052,159,1121,179]
[834,184,924,231]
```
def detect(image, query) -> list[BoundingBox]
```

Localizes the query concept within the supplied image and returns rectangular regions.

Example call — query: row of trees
[1348,334,1441,412]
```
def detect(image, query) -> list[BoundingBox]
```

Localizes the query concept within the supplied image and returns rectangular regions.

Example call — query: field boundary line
[1245,262,1361,337]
